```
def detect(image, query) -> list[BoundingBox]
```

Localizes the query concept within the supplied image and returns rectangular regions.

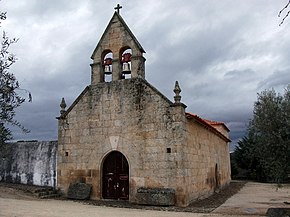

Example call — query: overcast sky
[1,0,290,150]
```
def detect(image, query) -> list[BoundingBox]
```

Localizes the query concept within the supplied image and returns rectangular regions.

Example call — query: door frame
[101,150,130,200]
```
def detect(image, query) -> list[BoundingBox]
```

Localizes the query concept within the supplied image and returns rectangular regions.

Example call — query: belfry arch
[120,47,132,79]
[102,50,113,82]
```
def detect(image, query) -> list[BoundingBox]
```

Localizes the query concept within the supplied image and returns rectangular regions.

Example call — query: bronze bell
[122,62,131,74]
[103,57,112,75]
[104,65,112,75]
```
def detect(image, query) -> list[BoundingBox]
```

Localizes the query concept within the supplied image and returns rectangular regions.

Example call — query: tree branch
[279,0,290,26]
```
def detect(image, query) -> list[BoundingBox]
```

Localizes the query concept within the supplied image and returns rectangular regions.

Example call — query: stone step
[39,193,62,199]
[33,187,54,194]
[36,190,58,197]
[32,187,62,199]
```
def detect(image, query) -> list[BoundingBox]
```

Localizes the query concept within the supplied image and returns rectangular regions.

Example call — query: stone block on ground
[67,183,92,200]
[136,187,175,206]
[266,208,290,217]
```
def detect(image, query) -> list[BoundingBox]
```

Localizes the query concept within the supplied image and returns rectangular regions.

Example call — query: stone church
[57,7,231,207]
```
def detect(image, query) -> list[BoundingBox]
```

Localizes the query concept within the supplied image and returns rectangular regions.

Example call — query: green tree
[252,88,289,183]
[234,133,265,181]
[235,87,290,183]
[0,9,31,144]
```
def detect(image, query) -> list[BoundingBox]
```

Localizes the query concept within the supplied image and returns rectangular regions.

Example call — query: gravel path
[0,181,245,213]
[0,197,253,217]
[0,181,289,217]
[213,182,290,216]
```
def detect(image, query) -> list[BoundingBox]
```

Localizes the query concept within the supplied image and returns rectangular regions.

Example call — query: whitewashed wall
[0,141,57,187]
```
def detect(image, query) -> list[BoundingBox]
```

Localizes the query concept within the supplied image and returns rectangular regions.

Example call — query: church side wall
[184,120,231,203]
[0,141,57,187]
[57,78,185,202]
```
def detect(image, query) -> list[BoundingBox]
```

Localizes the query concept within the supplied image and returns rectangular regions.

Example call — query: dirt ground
[213,182,290,216]
[0,181,289,217]
[0,181,245,213]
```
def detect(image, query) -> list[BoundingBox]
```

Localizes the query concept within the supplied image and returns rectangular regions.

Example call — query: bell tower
[90,5,146,84]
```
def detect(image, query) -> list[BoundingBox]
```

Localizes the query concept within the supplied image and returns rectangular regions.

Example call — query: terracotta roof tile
[185,112,231,142]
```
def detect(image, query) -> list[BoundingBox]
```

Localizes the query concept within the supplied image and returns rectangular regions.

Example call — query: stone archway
[102,151,129,200]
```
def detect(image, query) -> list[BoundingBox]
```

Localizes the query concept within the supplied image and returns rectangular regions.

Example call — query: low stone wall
[0,141,57,187]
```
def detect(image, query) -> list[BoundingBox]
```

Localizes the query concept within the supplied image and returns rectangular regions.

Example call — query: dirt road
[213,182,289,216]
[0,197,250,217]
[0,182,289,217]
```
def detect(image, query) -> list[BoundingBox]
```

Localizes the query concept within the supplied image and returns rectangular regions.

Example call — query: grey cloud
[2,1,290,150]
[10,98,59,141]
[258,69,290,89]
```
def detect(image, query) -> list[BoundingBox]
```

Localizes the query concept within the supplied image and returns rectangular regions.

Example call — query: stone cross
[114,4,122,14]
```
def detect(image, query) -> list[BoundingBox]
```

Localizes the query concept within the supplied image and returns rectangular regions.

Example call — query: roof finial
[114,4,122,14]
[173,81,182,104]
[60,97,67,115]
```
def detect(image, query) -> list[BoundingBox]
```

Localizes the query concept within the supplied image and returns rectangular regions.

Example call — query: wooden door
[102,151,129,200]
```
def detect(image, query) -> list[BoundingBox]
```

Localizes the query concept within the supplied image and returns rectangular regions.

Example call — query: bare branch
[278,0,290,17]
[279,0,290,26]
[279,10,290,26]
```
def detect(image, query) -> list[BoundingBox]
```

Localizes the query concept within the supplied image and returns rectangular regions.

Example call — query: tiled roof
[202,118,230,132]
[185,112,231,142]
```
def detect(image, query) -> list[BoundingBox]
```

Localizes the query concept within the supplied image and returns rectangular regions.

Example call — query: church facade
[57,9,231,207]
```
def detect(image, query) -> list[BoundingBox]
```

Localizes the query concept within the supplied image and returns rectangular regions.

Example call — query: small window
[65,151,69,156]
[166,148,171,153]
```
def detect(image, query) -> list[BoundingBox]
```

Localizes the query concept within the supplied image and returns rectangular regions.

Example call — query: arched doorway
[102,151,129,200]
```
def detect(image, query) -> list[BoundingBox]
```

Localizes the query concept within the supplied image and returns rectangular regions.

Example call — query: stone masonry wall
[0,141,57,187]
[57,77,231,207]
[57,78,186,203]
[184,121,231,204]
